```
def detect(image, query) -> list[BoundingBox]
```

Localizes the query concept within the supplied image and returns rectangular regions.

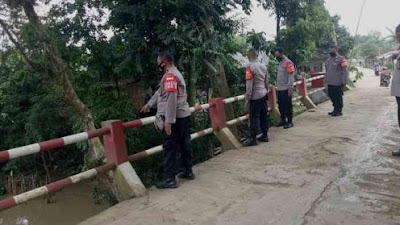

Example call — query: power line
[349,0,367,66]
[354,0,367,37]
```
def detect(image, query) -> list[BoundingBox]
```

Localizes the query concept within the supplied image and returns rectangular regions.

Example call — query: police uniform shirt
[147,67,191,124]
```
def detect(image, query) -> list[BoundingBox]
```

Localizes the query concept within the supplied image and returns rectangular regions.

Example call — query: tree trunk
[186,54,197,106]
[21,0,104,160]
[276,15,281,45]
[114,75,120,99]
[187,73,197,107]
[1,49,9,67]
[209,63,239,137]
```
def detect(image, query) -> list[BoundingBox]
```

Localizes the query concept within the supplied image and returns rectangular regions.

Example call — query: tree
[354,31,397,59]
[257,0,289,45]
[257,0,319,45]
[0,49,84,185]
[100,0,251,127]
[0,0,105,161]
[317,15,354,57]
[278,0,335,65]
[246,30,270,51]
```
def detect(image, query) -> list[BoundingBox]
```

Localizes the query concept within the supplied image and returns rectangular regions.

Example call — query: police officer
[325,45,349,117]
[243,49,269,147]
[275,48,295,129]
[140,52,194,188]
[391,24,400,156]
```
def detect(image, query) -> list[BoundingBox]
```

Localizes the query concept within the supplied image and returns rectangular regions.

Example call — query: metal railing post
[297,78,317,110]
[268,86,281,122]
[209,98,241,150]
[297,78,308,97]
[101,120,147,200]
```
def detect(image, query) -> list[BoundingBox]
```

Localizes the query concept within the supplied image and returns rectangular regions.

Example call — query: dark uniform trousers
[328,85,343,113]
[250,95,269,138]
[277,90,293,124]
[163,117,193,179]
[397,97,400,128]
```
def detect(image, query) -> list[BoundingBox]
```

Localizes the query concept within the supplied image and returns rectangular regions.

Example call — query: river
[0,181,109,225]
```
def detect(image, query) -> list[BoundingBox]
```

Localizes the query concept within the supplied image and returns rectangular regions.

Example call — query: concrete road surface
[80,69,400,225]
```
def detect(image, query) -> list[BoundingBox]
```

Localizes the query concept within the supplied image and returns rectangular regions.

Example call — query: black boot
[328,110,335,115]
[243,137,257,147]
[155,178,178,189]
[284,122,294,129]
[278,118,286,127]
[392,150,400,157]
[258,134,269,142]
[284,118,294,129]
[331,111,343,117]
[177,171,195,180]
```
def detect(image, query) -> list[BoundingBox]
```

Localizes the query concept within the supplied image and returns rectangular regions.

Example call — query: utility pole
[349,0,367,68]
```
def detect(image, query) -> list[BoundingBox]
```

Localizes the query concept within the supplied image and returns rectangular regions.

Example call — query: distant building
[377,51,397,61]
[305,55,327,73]
[375,51,398,69]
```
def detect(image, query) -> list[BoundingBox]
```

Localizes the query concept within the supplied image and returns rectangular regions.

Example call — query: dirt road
[80,69,400,225]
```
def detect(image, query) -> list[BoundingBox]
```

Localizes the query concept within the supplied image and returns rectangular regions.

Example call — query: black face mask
[158,62,166,72]
[276,56,282,61]
[329,52,337,57]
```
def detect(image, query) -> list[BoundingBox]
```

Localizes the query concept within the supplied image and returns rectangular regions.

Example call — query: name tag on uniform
[340,57,348,69]
[163,74,178,92]
[286,61,295,74]
[246,66,254,80]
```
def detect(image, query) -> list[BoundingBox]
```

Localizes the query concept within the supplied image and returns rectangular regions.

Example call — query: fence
[0,73,327,211]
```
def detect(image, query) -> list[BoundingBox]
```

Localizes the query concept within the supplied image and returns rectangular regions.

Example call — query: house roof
[377,51,398,60]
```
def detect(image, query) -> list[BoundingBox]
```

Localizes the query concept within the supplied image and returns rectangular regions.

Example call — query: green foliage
[353,31,397,59]
[0,0,356,196]
[277,0,335,65]
[0,0,258,190]
[257,0,353,66]
[267,55,279,85]
[246,31,270,51]
[348,65,364,83]
[317,15,355,57]
[0,51,83,177]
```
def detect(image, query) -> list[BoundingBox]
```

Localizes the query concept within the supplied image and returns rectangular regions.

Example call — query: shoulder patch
[286,61,295,74]
[340,57,348,69]
[163,73,178,92]
[245,66,254,80]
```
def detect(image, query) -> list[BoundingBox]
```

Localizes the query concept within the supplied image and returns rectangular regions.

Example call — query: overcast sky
[36,0,400,40]
[243,0,400,40]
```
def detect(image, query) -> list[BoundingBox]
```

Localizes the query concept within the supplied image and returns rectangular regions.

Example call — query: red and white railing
[0,94,247,211]
[0,128,110,162]
[0,101,226,163]
[294,72,326,101]
[0,72,327,211]
[267,73,326,110]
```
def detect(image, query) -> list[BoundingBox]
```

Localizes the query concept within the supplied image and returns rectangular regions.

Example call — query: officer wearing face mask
[140,52,194,189]
[243,49,269,147]
[324,45,349,117]
[275,48,295,129]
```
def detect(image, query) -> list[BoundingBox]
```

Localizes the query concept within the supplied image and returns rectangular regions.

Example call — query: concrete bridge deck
[80,69,400,225]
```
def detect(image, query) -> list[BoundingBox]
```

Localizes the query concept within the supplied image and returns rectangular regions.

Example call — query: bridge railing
[0,94,248,210]
[0,73,327,211]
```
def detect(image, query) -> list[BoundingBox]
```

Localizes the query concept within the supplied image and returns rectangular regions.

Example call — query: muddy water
[0,182,109,225]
